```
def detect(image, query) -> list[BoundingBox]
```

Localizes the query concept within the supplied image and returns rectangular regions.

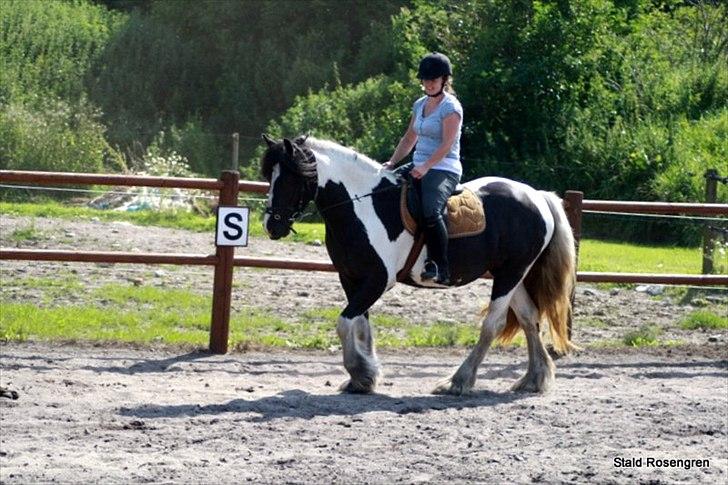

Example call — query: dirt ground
[1,215,727,483]
[1,343,727,484]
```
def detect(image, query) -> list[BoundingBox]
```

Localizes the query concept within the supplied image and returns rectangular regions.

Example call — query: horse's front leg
[336,276,386,394]
[337,314,380,393]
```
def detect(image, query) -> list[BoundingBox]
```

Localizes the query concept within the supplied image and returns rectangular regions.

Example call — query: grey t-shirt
[412,92,463,176]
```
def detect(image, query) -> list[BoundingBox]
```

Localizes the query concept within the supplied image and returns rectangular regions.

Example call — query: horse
[260,134,577,395]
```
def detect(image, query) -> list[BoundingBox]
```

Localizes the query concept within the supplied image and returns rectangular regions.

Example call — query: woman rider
[383,52,463,285]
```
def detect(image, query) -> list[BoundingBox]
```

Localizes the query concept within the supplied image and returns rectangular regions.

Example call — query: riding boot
[421,216,450,285]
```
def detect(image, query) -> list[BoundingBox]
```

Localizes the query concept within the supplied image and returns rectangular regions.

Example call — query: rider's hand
[411,165,429,179]
[382,161,395,170]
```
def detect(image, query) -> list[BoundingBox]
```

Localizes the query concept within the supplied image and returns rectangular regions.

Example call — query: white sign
[216,206,249,247]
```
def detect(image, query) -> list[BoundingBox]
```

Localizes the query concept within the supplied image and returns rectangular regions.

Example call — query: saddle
[396,179,486,283]
[400,180,486,238]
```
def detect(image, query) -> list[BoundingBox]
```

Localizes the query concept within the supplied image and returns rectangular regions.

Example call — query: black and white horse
[261,135,576,395]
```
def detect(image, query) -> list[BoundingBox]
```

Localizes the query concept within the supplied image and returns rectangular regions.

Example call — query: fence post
[702,169,718,274]
[563,191,584,341]
[231,133,240,171]
[209,170,240,354]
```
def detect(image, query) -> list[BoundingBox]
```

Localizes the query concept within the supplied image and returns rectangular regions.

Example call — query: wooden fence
[1,169,726,353]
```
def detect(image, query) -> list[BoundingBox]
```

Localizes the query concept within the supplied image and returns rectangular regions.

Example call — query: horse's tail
[521,191,578,355]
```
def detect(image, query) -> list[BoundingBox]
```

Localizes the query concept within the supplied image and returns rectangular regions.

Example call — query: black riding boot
[421,216,450,285]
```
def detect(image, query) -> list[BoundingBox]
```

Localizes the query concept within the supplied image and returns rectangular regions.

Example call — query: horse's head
[261,134,317,239]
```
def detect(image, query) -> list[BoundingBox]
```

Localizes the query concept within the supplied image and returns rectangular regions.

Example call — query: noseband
[264,193,310,228]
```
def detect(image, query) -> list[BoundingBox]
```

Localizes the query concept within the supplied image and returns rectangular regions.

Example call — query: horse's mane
[305,137,383,175]
[260,135,317,182]
[261,135,391,183]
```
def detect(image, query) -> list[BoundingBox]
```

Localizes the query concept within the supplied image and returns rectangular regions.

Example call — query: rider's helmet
[417,52,453,80]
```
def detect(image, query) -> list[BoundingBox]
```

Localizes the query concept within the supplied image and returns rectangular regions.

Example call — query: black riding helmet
[417,52,453,80]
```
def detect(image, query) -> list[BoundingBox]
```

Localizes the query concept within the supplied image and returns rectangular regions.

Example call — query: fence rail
[581,200,727,216]
[2,249,726,287]
[1,169,726,354]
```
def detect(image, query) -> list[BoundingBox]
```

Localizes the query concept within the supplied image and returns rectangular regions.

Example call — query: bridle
[265,144,319,233]
[264,182,315,233]
[266,158,406,233]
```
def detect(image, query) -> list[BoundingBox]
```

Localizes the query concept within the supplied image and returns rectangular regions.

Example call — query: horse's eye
[274,214,281,220]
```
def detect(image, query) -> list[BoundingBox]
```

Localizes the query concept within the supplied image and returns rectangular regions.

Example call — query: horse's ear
[294,134,309,145]
[283,138,294,157]
[262,133,276,147]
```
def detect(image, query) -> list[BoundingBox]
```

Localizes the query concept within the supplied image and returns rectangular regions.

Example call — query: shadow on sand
[117,387,531,423]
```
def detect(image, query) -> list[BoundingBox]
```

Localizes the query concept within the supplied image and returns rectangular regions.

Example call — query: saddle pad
[401,184,486,238]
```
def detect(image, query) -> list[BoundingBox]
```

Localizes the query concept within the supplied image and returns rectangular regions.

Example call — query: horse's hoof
[339,379,375,394]
[432,379,470,396]
[511,373,552,393]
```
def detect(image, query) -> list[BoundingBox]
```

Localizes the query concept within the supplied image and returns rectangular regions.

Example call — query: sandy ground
[1,342,727,484]
[1,215,727,483]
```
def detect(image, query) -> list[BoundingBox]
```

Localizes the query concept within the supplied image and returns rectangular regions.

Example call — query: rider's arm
[384,115,417,169]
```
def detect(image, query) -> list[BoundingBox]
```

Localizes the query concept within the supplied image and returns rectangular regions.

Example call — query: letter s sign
[216,206,249,247]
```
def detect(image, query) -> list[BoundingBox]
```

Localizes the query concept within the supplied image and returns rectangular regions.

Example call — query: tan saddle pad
[400,183,486,238]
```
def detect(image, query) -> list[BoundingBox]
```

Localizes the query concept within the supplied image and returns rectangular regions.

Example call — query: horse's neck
[308,139,390,195]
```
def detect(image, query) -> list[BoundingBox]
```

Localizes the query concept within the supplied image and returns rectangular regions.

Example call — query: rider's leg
[421,214,450,284]
[420,169,459,284]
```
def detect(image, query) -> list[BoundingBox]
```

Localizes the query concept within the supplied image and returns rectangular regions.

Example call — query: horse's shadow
[118,388,529,423]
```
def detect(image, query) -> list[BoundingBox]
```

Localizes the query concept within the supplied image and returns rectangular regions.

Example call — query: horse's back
[463,177,554,230]
[446,177,553,285]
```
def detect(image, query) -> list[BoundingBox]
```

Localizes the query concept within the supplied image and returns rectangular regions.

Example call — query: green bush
[143,120,227,176]
[254,75,419,179]
[0,98,122,174]
[267,0,726,245]
[0,0,124,182]
[89,0,406,166]
[0,0,124,104]
[653,109,728,203]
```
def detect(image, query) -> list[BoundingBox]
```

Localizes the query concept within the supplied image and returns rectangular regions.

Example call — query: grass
[623,324,662,347]
[0,201,327,243]
[580,317,609,328]
[0,278,487,348]
[1,201,724,349]
[2,278,720,349]
[8,223,42,243]
[578,239,710,275]
[679,310,728,330]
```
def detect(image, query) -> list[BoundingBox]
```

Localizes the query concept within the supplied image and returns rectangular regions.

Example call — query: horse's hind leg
[509,284,555,393]
[433,288,514,395]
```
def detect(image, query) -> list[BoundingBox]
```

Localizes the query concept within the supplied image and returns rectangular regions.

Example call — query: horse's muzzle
[266,220,291,240]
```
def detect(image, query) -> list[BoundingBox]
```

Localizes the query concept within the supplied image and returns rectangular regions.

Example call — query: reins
[316,178,404,214]
[267,175,404,233]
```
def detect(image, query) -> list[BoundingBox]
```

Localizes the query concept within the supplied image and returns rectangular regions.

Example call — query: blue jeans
[396,163,460,283]
[396,163,460,223]
[418,168,460,223]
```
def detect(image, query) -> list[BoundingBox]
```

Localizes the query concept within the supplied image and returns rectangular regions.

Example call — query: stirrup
[434,272,450,286]
[421,260,438,281]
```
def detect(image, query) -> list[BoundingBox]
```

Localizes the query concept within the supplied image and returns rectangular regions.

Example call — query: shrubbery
[1,0,725,244]
[0,98,122,174]
[0,0,123,175]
